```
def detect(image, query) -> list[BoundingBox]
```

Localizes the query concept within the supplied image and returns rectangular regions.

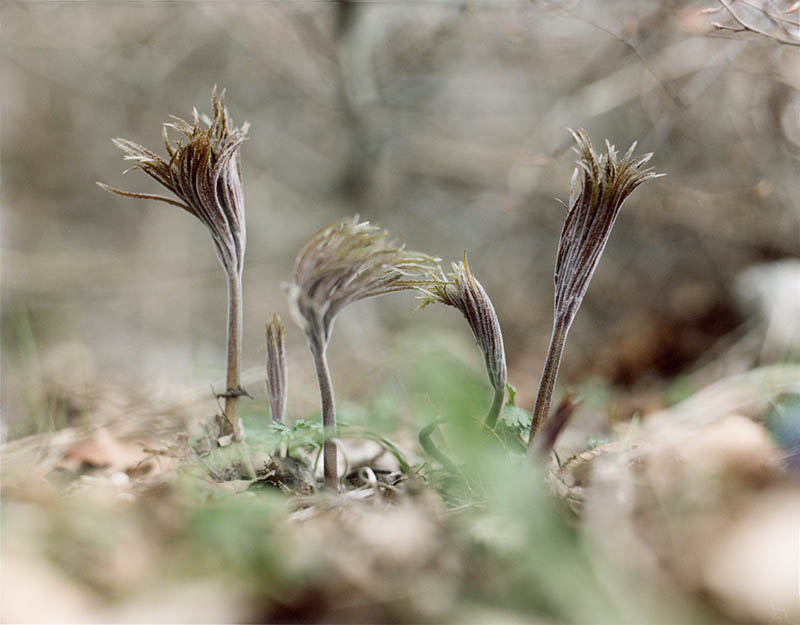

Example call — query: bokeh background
[3,3,800,624]
[2,0,798,434]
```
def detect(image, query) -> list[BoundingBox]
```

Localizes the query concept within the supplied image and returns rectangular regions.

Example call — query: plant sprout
[416,254,507,429]
[98,87,249,441]
[528,128,663,448]
[266,314,288,423]
[289,217,437,490]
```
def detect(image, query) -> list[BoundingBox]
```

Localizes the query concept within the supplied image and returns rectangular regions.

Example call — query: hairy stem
[528,317,569,447]
[225,270,243,442]
[312,345,338,491]
[485,385,505,430]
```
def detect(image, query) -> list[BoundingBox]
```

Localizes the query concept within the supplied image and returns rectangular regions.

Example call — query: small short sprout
[98,87,249,442]
[528,128,663,448]
[266,314,288,424]
[416,254,507,429]
[289,217,438,490]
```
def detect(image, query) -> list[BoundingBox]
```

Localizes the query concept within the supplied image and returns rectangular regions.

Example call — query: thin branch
[713,0,800,46]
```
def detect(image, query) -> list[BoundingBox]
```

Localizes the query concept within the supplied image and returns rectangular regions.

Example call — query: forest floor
[2,346,799,624]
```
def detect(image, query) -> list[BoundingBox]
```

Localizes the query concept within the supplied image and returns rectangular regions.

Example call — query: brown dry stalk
[528,129,662,448]
[98,87,249,441]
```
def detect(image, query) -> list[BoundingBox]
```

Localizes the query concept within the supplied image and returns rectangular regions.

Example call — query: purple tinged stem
[311,344,338,491]
[529,317,569,446]
[226,271,244,441]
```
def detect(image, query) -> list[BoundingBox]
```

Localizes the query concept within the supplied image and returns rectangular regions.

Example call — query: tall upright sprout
[528,129,663,448]
[98,88,249,441]
[289,217,437,490]
[416,255,507,428]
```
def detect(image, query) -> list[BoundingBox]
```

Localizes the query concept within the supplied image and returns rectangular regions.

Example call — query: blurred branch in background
[706,0,800,46]
[2,0,798,430]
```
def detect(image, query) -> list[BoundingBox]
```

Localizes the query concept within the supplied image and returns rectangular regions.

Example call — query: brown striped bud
[416,254,507,427]
[417,255,507,395]
[288,216,438,357]
[98,86,248,281]
[554,128,663,329]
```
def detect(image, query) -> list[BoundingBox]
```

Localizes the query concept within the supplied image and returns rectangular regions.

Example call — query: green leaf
[501,405,532,432]
[506,383,517,407]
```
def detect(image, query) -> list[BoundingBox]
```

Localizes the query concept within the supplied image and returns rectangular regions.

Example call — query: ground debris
[249,455,316,496]
[549,365,800,623]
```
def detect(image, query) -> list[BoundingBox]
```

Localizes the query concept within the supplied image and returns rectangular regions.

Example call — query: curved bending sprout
[289,217,437,490]
[416,255,507,429]
[528,129,663,448]
[98,87,249,441]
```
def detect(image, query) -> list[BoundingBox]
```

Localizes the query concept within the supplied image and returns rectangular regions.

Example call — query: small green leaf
[506,383,517,407]
[502,405,532,431]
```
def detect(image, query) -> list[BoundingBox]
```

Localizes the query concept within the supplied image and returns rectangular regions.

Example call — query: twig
[713,0,800,46]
